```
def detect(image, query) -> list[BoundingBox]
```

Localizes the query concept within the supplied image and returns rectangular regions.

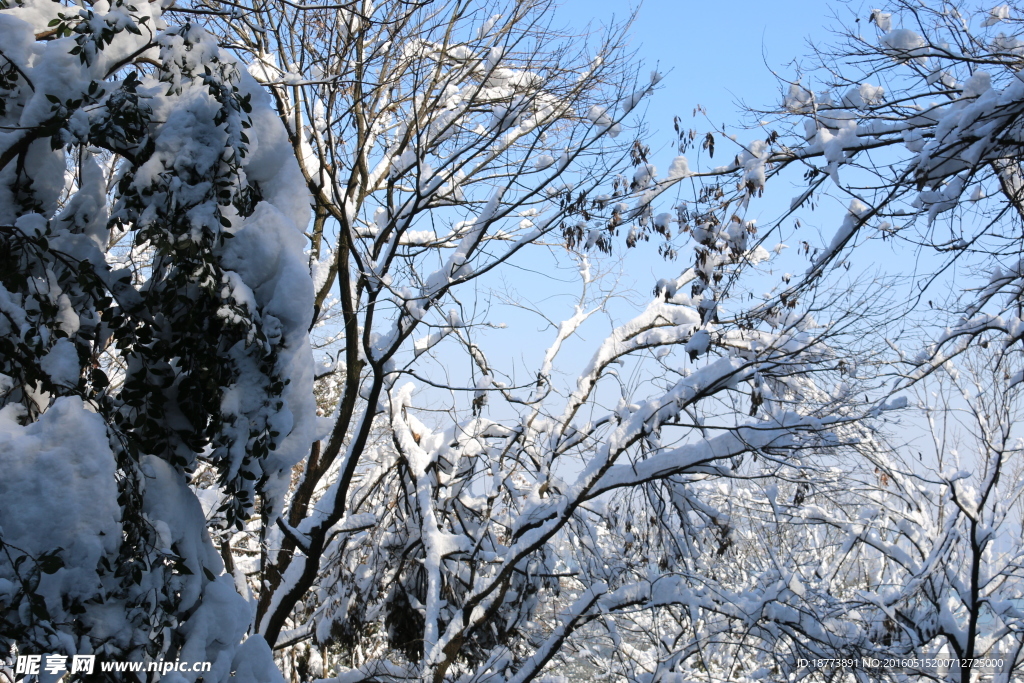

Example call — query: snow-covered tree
[818,345,1024,682]
[634,0,1024,678]
[138,2,901,681]
[673,0,1024,375]
[2,0,977,680]
[579,347,1024,683]
[0,0,312,678]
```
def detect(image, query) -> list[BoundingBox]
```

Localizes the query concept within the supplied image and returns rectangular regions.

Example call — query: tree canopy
[1,0,1023,682]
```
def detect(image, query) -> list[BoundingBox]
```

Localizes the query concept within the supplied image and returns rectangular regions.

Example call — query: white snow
[40,339,80,387]
[0,397,120,620]
[962,71,992,97]
[982,4,1011,26]
[585,105,621,138]
[870,9,892,32]
[881,29,929,62]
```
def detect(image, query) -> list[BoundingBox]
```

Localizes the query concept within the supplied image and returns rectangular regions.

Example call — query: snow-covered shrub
[0,0,312,677]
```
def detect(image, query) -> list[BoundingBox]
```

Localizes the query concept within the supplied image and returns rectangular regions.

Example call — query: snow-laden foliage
[791,347,1024,677]
[636,0,1024,678]
[568,348,1024,683]
[7,0,1023,680]
[0,0,311,677]
[135,2,902,681]
[673,0,1024,371]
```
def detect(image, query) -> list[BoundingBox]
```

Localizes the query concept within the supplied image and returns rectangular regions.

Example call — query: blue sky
[553,0,848,145]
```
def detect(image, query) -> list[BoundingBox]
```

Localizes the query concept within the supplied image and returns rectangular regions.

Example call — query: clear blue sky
[552,0,850,143]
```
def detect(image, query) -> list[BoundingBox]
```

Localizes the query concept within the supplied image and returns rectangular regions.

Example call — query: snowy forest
[2,0,1024,680]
